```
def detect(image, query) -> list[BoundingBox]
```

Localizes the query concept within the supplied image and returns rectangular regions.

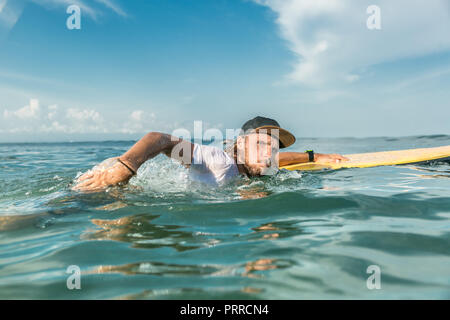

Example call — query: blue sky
[0,0,449,142]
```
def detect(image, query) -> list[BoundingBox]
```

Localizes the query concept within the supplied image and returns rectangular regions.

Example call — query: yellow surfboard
[280,145,450,171]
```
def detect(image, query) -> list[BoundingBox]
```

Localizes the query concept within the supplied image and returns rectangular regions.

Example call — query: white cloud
[0,0,127,35]
[94,0,128,17]
[387,67,450,92]
[1,99,167,136]
[0,0,25,31]
[121,109,157,134]
[47,104,58,120]
[0,0,7,12]
[66,107,102,122]
[29,0,97,19]
[0,99,166,136]
[0,99,237,139]
[1,99,112,134]
[3,98,40,119]
[130,110,143,121]
[63,107,107,133]
[254,0,450,86]
[39,121,68,133]
[29,0,127,19]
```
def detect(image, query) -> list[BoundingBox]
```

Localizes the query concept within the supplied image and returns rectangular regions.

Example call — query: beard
[244,163,278,177]
[245,165,262,177]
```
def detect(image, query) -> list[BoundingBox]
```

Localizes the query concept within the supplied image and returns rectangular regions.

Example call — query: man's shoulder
[193,143,235,166]
[193,143,223,154]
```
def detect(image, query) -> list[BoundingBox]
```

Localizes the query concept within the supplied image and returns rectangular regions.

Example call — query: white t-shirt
[189,143,240,186]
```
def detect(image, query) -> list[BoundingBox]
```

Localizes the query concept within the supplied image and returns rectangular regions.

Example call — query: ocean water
[0,136,449,299]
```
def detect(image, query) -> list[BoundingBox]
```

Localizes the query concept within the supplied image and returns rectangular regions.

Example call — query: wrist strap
[117,158,136,175]
[305,150,315,162]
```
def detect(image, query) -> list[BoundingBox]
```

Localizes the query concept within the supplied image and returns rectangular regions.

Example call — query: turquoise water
[0,136,449,299]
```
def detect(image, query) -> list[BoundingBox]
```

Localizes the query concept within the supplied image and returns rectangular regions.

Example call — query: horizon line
[0,134,449,145]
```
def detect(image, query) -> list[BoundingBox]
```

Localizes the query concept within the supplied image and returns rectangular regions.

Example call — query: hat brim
[250,125,296,148]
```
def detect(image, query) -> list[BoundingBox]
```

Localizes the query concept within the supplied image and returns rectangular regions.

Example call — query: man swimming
[73,116,348,191]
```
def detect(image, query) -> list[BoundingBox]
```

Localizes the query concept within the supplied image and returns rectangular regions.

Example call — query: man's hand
[314,153,349,164]
[72,157,134,192]
[72,132,192,192]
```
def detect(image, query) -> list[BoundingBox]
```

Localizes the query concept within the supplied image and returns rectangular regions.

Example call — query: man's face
[237,132,280,177]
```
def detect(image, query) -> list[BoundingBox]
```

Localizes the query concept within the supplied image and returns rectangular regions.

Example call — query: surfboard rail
[280,145,450,171]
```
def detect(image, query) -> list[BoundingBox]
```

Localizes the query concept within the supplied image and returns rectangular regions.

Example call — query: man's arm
[278,152,349,167]
[119,132,193,173]
[73,132,193,191]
